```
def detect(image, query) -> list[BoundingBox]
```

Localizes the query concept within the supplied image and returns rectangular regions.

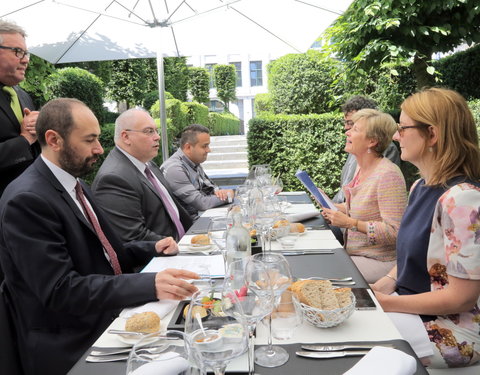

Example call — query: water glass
[271,291,302,340]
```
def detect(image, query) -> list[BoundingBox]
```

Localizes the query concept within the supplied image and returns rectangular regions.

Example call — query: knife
[282,250,334,256]
[302,344,394,351]
[296,350,370,359]
[86,354,129,362]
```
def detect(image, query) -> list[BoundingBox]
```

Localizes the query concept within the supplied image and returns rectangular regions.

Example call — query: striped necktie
[2,86,23,124]
[145,166,185,239]
[75,181,122,275]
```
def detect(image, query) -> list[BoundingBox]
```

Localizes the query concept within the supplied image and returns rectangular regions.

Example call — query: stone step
[202,160,249,169]
[209,145,247,153]
[210,135,246,142]
[210,140,248,148]
[206,152,248,161]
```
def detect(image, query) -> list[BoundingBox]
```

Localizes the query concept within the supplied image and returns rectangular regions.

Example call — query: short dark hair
[341,95,377,114]
[180,124,210,148]
[36,98,87,147]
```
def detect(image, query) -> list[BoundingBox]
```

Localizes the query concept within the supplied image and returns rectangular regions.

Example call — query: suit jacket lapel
[35,158,96,234]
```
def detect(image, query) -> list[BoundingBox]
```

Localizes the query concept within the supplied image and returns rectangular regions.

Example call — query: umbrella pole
[156,52,169,162]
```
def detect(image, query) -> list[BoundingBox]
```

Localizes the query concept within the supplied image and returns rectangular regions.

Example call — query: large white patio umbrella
[1,0,353,161]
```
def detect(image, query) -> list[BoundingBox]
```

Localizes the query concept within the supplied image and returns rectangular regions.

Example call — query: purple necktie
[75,182,122,275]
[145,166,185,239]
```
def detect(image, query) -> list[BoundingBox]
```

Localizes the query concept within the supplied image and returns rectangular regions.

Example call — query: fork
[90,346,164,357]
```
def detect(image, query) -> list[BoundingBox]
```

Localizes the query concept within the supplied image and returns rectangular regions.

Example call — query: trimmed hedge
[184,102,209,127]
[47,67,105,122]
[254,93,273,115]
[435,44,480,100]
[207,112,240,136]
[247,113,345,196]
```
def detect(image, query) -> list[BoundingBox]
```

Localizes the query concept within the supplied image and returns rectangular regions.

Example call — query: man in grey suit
[93,109,192,244]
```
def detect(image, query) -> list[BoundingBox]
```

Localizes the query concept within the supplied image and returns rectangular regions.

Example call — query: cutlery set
[86,343,393,362]
[296,343,394,359]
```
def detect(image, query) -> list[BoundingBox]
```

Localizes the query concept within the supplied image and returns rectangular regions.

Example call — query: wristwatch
[350,219,358,232]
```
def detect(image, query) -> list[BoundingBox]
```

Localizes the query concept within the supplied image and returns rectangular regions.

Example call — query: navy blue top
[396,176,474,321]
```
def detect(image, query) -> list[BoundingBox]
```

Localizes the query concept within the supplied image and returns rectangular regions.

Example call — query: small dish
[192,329,223,351]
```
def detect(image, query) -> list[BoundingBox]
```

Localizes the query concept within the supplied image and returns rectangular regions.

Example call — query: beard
[58,144,98,178]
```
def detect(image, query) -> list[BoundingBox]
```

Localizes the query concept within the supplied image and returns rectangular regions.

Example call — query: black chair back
[0,282,24,375]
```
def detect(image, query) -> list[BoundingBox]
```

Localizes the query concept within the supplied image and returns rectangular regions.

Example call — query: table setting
[67,187,428,375]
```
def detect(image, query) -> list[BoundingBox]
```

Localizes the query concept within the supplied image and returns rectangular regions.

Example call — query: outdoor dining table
[67,192,428,375]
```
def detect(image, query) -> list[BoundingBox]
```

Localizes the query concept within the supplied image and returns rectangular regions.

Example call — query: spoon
[196,312,207,337]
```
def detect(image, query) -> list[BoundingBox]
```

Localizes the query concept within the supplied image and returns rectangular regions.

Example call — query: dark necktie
[75,181,122,275]
[2,86,23,124]
[145,166,185,239]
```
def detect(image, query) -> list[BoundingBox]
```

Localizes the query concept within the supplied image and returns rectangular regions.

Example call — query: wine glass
[126,330,204,375]
[250,253,293,367]
[255,198,282,252]
[185,286,249,375]
[224,259,275,374]
[273,176,283,195]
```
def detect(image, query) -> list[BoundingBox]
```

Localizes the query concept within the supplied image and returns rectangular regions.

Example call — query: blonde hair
[401,87,480,186]
[351,108,397,155]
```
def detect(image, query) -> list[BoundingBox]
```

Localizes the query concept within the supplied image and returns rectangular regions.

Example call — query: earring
[429,147,433,152]
[367,148,371,154]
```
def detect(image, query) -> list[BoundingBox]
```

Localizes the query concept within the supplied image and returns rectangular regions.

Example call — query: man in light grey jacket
[161,124,233,220]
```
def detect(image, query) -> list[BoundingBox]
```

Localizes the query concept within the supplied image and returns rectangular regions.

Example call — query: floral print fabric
[425,183,480,368]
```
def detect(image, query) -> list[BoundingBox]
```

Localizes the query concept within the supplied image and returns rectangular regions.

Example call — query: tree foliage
[213,64,237,110]
[22,54,56,107]
[106,59,157,107]
[164,57,189,102]
[188,67,210,104]
[268,51,339,114]
[324,0,480,89]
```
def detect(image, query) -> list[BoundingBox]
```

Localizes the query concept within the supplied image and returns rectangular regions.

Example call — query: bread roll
[289,222,305,233]
[191,234,210,245]
[290,280,351,310]
[273,219,289,228]
[125,312,160,333]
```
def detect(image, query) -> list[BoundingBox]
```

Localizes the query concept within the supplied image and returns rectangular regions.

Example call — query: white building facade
[187,53,281,134]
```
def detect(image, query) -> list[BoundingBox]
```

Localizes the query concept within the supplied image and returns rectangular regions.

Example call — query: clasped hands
[20,108,39,144]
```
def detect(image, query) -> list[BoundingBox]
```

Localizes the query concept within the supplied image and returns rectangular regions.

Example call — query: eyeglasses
[0,45,30,59]
[125,127,159,136]
[396,123,430,135]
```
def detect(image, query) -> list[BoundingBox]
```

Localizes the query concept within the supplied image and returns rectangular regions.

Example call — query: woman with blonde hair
[373,88,480,369]
[322,109,407,283]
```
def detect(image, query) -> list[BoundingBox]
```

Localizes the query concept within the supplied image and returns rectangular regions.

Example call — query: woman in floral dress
[372,88,480,369]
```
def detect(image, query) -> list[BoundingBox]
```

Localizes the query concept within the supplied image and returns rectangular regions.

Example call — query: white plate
[188,244,212,251]
[117,333,159,346]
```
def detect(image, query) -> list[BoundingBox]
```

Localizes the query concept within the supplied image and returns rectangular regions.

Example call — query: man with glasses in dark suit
[0,20,40,197]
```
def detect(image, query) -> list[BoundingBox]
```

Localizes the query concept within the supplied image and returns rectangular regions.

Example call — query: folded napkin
[344,346,417,375]
[130,352,189,375]
[278,191,306,196]
[286,211,320,222]
[120,300,179,319]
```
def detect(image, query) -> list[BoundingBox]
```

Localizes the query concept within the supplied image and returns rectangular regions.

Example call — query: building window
[205,63,216,88]
[250,61,263,87]
[209,100,224,113]
[231,62,242,87]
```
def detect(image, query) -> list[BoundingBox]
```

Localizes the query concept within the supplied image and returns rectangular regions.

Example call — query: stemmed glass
[185,286,249,375]
[250,253,293,367]
[126,330,204,375]
[224,259,275,374]
[255,198,282,252]
[208,217,228,260]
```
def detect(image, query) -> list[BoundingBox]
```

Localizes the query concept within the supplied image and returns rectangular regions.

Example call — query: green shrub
[213,65,237,110]
[208,112,240,136]
[254,93,273,115]
[268,51,339,114]
[150,98,187,136]
[469,99,480,138]
[435,44,480,100]
[164,57,189,102]
[47,67,105,122]
[247,113,346,196]
[184,102,209,126]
